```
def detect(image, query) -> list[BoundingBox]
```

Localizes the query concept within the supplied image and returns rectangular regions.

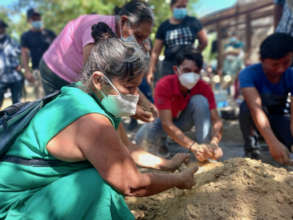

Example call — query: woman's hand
[164,153,190,172]
[176,165,198,190]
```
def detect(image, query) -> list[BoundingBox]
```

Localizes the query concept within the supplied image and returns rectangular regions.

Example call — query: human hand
[269,141,290,164]
[165,153,190,172]
[133,105,154,122]
[190,143,214,162]
[176,165,198,190]
[25,70,35,83]
[208,142,223,160]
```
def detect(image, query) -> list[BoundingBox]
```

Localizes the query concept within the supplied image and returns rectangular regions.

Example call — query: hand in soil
[269,142,290,164]
[176,165,198,189]
[166,153,190,172]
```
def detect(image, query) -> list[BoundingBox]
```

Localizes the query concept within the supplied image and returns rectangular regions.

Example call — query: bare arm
[274,3,284,29]
[146,39,164,84]
[210,109,223,145]
[196,29,208,52]
[21,47,35,83]
[21,47,30,72]
[290,97,293,136]
[82,43,95,64]
[242,87,290,163]
[159,109,194,149]
[74,114,196,196]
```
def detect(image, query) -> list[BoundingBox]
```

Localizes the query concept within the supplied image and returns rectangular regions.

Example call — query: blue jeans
[0,80,23,108]
[135,95,212,155]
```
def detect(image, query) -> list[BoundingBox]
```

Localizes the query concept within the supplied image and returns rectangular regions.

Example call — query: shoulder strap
[0,90,61,157]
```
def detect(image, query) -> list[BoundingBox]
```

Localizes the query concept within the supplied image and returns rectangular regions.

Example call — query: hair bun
[91,22,116,43]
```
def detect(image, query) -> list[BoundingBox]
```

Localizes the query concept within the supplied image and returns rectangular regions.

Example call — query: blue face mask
[31,21,43,29]
[173,8,187,20]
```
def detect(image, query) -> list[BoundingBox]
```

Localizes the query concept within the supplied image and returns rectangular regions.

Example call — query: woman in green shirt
[0,25,198,220]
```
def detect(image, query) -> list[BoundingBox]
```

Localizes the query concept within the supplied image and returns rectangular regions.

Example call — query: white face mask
[178,69,200,90]
[100,75,139,117]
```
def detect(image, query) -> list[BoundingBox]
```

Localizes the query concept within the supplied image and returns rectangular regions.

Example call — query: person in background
[136,48,223,162]
[0,29,197,220]
[147,0,208,85]
[222,37,245,99]
[239,33,293,164]
[21,8,56,98]
[40,0,157,123]
[274,0,293,35]
[0,20,23,108]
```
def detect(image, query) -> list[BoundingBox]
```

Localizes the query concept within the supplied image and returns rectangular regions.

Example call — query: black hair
[175,47,203,69]
[91,22,116,43]
[119,0,154,26]
[260,33,293,60]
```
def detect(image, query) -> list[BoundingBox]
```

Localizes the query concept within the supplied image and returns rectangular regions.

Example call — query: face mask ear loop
[102,74,121,95]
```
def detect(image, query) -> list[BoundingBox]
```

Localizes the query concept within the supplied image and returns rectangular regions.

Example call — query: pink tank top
[43,15,116,82]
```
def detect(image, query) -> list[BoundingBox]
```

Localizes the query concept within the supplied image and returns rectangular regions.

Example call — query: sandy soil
[127,158,293,220]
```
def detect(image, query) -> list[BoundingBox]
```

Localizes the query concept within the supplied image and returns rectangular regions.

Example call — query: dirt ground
[124,117,293,220]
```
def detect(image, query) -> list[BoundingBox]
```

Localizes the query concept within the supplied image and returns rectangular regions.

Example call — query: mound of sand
[126,158,293,220]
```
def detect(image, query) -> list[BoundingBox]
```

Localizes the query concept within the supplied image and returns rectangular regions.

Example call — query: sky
[194,0,237,17]
[0,0,238,17]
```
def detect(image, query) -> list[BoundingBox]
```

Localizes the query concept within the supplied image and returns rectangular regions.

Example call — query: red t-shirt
[154,75,216,118]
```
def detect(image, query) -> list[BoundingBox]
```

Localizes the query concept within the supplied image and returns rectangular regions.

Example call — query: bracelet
[188,141,195,151]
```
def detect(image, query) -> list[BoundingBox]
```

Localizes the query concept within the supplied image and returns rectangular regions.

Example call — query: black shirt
[156,16,203,61]
[21,29,56,69]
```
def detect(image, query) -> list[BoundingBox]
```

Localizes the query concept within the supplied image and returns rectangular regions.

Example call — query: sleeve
[154,80,172,110]
[155,22,166,40]
[239,67,255,88]
[190,17,203,34]
[20,33,29,48]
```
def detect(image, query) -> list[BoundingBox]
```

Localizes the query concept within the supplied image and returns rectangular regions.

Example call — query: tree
[8,0,198,39]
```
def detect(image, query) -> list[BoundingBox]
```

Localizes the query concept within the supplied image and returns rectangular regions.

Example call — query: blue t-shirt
[239,63,293,114]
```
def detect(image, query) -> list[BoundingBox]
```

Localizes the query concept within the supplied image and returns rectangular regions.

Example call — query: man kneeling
[239,33,293,164]
[135,48,223,162]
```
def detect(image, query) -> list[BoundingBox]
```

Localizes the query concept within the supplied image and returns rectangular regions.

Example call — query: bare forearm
[127,172,181,197]
[162,123,194,149]
[211,120,223,144]
[251,108,279,147]
[148,53,159,76]
[21,51,30,71]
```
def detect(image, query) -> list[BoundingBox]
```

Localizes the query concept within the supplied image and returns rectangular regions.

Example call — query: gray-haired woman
[0,30,198,219]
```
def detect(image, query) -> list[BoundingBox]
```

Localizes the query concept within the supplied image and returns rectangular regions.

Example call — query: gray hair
[81,38,148,89]
[119,0,154,26]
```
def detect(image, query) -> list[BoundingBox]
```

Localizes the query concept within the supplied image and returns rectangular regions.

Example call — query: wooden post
[216,22,223,74]
[245,13,252,58]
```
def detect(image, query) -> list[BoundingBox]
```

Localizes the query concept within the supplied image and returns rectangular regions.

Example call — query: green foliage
[6,0,198,40]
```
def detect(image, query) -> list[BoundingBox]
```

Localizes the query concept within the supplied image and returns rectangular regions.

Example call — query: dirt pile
[127,158,293,220]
